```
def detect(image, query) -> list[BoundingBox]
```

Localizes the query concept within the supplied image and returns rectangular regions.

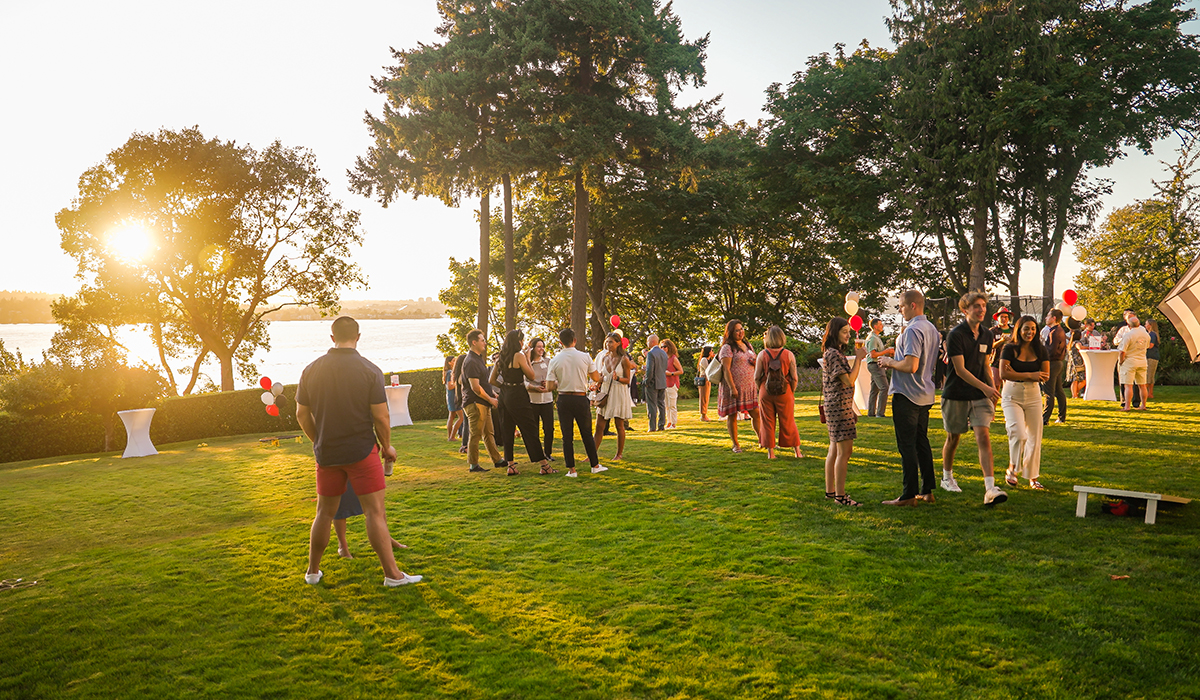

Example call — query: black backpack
[765,349,787,396]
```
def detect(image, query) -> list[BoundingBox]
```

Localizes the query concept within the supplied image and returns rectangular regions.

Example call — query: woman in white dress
[594,333,634,460]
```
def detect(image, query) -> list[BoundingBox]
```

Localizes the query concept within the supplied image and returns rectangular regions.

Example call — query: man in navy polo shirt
[296,316,421,587]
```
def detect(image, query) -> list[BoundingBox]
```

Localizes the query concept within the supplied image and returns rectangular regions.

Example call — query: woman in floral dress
[718,319,762,453]
[822,317,866,506]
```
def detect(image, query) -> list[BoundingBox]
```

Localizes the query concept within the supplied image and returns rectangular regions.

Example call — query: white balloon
[271,381,284,397]
[1072,305,1087,321]
[845,291,861,303]
[613,328,623,339]
[261,391,275,406]
[844,299,859,316]
[1056,302,1071,314]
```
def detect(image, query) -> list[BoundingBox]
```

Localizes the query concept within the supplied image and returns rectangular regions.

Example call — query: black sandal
[506,466,519,476]
[835,494,862,507]
[825,492,836,500]
[539,465,558,475]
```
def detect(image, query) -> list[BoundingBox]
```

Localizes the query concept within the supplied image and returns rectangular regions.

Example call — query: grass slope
[2,389,1198,699]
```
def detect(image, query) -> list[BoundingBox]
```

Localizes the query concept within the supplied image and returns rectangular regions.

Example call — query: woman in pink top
[661,339,684,428]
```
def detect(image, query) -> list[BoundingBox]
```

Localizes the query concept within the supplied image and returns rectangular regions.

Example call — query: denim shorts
[446,387,461,412]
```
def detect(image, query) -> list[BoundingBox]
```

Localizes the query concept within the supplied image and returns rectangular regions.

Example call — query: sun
[108,223,152,262]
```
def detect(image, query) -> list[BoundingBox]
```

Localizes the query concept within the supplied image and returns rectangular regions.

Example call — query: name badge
[979,344,989,354]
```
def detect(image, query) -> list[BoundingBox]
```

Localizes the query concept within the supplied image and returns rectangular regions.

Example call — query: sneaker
[304,570,323,585]
[984,486,1008,506]
[1054,419,1065,424]
[384,574,422,587]
[468,464,489,473]
[565,470,578,478]
[940,475,962,493]
[591,465,609,473]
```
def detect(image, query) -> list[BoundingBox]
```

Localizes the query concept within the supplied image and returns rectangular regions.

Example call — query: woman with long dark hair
[696,346,713,421]
[1000,314,1049,490]
[524,338,555,462]
[821,317,866,506]
[662,339,683,429]
[718,319,762,452]
[489,329,553,475]
[594,333,634,460]
[444,355,463,441]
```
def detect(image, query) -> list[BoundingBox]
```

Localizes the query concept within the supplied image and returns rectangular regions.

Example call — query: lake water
[0,318,451,389]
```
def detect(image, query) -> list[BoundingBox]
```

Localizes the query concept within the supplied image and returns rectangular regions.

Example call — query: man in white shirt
[1117,314,1152,411]
[548,328,605,477]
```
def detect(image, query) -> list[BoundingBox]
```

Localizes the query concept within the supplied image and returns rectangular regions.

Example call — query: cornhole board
[1073,485,1191,525]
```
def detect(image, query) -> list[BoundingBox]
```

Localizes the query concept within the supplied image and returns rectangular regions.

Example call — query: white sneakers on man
[384,574,423,587]
[940,475,962,492]
[591,465,609,474]
[984,486,1008,506]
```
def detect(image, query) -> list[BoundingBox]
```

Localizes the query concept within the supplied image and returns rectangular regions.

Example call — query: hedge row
[0,368,450,465]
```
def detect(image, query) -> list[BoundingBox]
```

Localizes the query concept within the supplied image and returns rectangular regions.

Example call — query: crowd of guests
[294,298,1165,586]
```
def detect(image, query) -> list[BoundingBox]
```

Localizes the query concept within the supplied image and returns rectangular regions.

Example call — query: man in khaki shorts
[939,292,1008,506]
[1117,314,1152,411]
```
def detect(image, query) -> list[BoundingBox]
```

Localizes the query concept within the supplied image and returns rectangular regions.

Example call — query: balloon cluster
[1057,289,1088,322]
[610,315,630,349]
[260,376,284,416]
[844,292,864,331]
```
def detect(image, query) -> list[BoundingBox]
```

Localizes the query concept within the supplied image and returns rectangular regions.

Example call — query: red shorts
[315,446,386,497]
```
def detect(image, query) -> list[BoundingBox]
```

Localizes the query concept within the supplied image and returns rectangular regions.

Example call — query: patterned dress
[718,343,758,418]
[822,347,857,442]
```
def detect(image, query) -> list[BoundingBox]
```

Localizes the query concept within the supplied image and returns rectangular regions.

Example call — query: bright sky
[1,0,1196,302]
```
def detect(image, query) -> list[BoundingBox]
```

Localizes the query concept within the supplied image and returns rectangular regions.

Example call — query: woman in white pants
[999,315,1050,490]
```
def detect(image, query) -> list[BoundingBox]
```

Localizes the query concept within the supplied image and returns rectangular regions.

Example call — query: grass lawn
[2,387,1198,699]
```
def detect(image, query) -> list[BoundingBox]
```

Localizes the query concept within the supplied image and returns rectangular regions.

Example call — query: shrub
[0,411,112,464]
[382,368,448,421]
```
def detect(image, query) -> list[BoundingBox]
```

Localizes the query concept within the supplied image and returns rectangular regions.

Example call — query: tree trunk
[588,225,608,351]
[150,322,178,395]
[503,174,515,334]
[970,202,988,292]
[182,348,207,395]
[217,351,235,391]
[572,171,589,336]
[478,189,490,336]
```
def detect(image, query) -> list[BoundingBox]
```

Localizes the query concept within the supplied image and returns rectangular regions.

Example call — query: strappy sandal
[1029,479,1045,490]
[825,491,836,500]
[835,494,863,507]
[1005,468,1019,487]
[506,466,519,476]
[539,464,558,475]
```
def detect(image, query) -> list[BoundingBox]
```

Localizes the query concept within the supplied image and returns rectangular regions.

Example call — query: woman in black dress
[490,329,553,476]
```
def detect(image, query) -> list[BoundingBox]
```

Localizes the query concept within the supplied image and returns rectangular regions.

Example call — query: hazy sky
[2,0,1196,302]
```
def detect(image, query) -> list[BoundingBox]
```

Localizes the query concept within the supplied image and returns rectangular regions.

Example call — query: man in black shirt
[940,293,1007,506]
[296,316,421,587]
[460,329,504,472]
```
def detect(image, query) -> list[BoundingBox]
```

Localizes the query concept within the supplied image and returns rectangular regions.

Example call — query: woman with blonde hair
[594,333,635,460]
[755,326,803,460]
[661,339,684,428]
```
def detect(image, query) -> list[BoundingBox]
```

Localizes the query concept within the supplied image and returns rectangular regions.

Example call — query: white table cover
[118,408,158,458]
[384,384,413,427]
[1080,350,1120,402]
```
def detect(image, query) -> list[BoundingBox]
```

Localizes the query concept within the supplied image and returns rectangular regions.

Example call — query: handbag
[590,361,615,408]
[705,353,724,385]
[693,374,707,387]
[818,395,827,424]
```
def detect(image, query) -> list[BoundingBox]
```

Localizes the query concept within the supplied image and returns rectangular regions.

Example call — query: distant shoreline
[0,315,447,326]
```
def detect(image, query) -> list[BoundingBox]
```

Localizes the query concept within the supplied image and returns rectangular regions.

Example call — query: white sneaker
[304,570,323,585]
[384,574,422,587]
[984,486,1008,506]
[566,470,578,478]
[591,465,609,473]
[940,475,962,493]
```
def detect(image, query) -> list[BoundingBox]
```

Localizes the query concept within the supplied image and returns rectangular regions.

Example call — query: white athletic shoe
[384,574,422,587]
[984,486,1008,506]
[940,475,962,493]
[566,471,578,478]
[304,570,323,585]
[591,465,609,473]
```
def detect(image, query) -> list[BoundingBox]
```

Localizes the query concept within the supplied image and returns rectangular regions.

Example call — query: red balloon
[849,315,864,331]
[621,337,630,349]
[1063,289,1078,306]
[265,404,280,417]
[259,376,272,391]
[610,315,621,328]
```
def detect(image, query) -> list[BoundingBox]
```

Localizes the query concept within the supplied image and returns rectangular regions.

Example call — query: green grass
[2,388,1198,699]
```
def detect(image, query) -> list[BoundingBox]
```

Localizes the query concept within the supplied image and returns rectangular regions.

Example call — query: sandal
[825,491,836,500]
[1029,479,1045,490]
[538,464,558,475]
[506,466,519,476]
[732,446,743,454]
[1005,468,1019,487]
[835,494,863,507]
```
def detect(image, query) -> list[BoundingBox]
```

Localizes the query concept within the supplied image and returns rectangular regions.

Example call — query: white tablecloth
[817,356,870,415]
[118,408,158,458]
[384,384,413,427]
[1080,350,1120,402]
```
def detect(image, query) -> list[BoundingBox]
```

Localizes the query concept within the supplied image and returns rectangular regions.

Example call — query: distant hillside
[0,293,444,324]
[0,291,60,323]
[260,298,446,321]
